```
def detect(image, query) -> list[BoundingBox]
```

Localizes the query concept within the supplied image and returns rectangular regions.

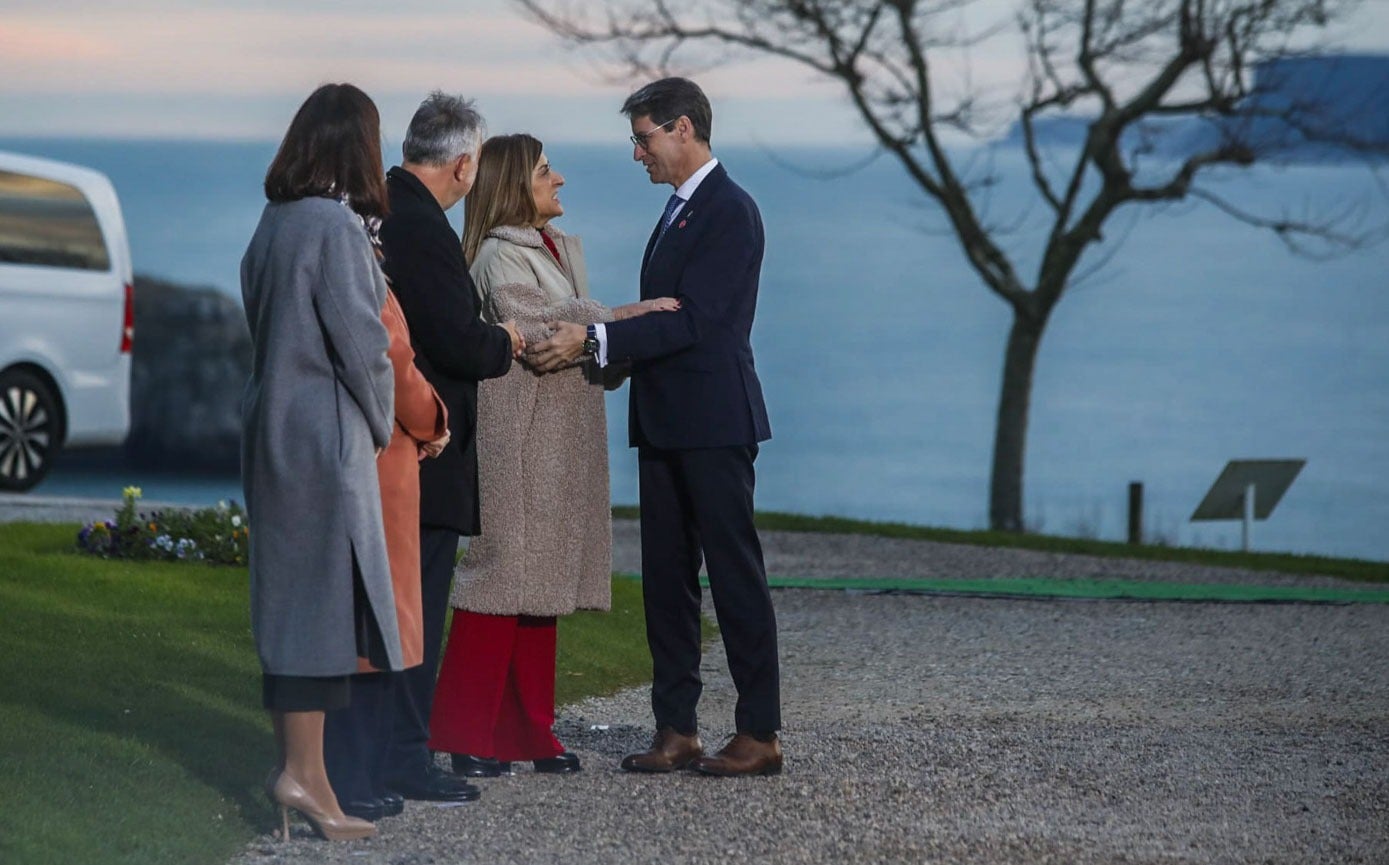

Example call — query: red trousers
[427,611,564,761]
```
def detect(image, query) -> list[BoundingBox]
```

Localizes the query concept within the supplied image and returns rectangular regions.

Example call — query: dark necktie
[654,194,683,247]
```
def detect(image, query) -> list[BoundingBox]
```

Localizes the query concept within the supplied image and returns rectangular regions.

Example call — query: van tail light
[120,282,135,353]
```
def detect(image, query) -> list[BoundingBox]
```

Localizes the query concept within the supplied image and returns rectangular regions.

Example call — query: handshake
[511,297,682,373]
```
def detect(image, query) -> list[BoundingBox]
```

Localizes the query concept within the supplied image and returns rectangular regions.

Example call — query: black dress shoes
[533,752,582,774]
[451,752,581,775]
[378,791,405,817]
[386,764,481,802]
[450,754,508,778]
[339,797,387,821]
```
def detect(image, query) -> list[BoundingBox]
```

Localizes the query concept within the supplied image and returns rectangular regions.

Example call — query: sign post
[1190,460,1306,552]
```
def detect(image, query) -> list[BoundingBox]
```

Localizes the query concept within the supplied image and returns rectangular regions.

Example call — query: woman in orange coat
[324,285,450,821]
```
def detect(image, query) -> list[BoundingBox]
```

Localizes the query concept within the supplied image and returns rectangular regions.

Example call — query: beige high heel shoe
[269,770,376,841]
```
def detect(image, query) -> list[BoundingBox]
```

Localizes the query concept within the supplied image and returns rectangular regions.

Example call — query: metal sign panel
[1190,459,1306,522]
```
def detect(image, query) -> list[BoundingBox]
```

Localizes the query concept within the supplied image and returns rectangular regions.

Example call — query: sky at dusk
[2,0,1388,145]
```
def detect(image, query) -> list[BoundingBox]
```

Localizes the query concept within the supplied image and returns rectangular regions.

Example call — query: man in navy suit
[530,77,781,777]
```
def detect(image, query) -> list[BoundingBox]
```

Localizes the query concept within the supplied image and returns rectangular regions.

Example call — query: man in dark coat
[530,78,780,777]
[379,92,520,801]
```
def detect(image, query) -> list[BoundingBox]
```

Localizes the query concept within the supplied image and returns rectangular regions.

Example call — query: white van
[0,151,133,491]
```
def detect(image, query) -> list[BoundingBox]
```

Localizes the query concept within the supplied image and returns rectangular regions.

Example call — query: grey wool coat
[240,197,402,676]
[450,224,613,616]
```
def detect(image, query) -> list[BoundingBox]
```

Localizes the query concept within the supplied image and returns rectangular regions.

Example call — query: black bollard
[1128,482,1143,545]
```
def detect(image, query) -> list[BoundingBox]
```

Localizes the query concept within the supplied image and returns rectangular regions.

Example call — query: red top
[540,231,562,265]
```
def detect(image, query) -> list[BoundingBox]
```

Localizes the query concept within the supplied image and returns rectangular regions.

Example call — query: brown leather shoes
[691,733,783,777]
[620,726,704,773]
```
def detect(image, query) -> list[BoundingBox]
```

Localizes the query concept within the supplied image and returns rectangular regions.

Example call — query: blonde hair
[461,133,544,263]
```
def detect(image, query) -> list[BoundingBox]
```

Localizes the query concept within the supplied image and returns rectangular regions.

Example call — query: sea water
[4,137,1386,561]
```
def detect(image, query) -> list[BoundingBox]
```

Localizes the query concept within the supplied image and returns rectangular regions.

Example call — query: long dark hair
[264,83,389,221]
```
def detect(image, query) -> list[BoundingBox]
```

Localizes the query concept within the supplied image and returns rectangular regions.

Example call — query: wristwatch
[582,323,599,356]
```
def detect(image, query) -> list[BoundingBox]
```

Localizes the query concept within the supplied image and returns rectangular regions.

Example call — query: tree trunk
[989,311,1047,532]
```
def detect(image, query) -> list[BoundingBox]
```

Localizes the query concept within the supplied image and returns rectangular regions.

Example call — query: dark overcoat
[380,167,513,535]
[240,197,401,676]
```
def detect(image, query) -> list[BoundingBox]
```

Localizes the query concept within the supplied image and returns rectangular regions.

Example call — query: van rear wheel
[0,370,61,492]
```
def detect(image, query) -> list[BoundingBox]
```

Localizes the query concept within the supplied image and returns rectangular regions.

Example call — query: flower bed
[76,487,248,566]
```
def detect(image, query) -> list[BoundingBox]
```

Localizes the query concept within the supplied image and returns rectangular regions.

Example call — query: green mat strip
[613,572,1389,604]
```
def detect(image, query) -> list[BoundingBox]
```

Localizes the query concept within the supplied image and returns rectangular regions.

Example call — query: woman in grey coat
[241,83,398,842]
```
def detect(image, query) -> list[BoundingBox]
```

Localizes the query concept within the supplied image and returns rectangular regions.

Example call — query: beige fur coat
[450,224,613,616]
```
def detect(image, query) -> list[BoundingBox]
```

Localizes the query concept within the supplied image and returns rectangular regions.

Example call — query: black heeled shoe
[533,752,582,774]
[450,753,506,778]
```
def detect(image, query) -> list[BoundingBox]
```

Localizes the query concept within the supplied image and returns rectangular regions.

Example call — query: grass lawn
[0,522,660,865]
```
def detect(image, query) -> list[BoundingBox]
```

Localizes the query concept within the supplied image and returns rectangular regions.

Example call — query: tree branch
[1188,187,1373,256]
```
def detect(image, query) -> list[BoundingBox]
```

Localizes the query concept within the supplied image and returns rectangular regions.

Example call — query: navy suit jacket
[605,163,772,450]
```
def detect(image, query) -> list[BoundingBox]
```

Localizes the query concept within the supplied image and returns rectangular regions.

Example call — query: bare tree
[517,0,1381,532]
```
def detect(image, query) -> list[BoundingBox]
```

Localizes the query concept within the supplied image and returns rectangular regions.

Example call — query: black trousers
[638,444,781,734]
[384,526,459,780]
[323,671,393,803]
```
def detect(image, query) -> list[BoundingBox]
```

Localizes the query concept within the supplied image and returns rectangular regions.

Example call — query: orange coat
[361,288,448,672]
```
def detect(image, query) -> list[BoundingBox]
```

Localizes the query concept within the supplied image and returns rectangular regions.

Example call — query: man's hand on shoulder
[527,321,586,372]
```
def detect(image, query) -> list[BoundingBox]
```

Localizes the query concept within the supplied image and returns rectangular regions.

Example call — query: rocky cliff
[125,275,248,470]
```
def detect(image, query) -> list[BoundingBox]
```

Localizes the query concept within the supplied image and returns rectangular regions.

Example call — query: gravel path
[7,495,1384,862]
[226,590,1389,865]
[219,521,1385,865]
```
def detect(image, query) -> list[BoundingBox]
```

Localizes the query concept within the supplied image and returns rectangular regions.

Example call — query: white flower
[231,515,243,528]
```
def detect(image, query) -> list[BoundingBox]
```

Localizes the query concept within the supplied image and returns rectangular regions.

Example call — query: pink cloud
[0,21,116,62]
[1,0,1383,141]
[0,9,610,96]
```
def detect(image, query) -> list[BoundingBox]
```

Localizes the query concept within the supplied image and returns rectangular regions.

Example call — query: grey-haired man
[378,92,521,803]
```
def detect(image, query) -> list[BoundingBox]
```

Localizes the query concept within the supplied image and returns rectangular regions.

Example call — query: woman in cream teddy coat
[428,134,676,775]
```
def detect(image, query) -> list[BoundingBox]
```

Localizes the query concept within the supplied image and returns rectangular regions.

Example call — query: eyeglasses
[629,118,677,150]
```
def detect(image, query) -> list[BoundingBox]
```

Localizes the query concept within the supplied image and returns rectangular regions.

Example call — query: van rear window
[0,170,111,271]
